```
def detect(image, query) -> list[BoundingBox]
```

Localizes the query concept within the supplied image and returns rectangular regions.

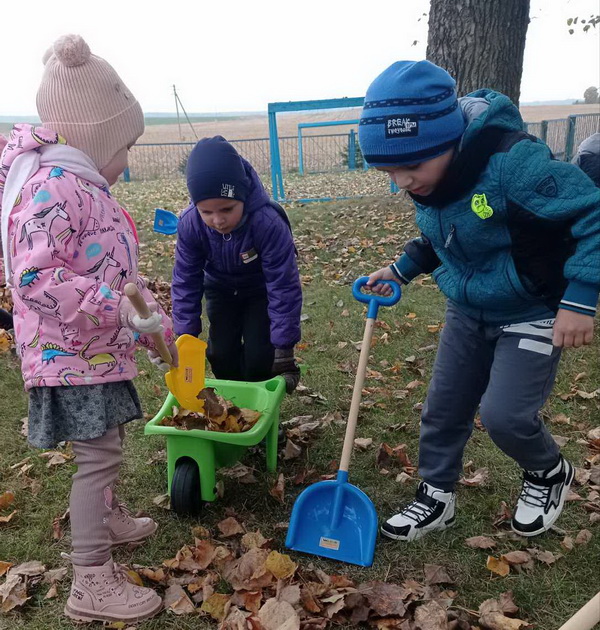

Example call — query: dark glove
[272,348,301,394]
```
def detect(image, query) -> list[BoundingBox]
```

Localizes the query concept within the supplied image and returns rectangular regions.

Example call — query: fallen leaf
[284,440,303,460]
[163,584,196,615]
[265,551,297,579]
[10,560,46,576]
[552,435,570,447]
[551,413,570,425]
[280,584,301,606]
[125,569,144,586]
[44,583,58,600]
[218,517,245,537]
[201,592,230,621]
[424,564,453,585]
[191,525,211,539]
[574,529,592,545]
[465,536,497,550]
[258,598,300,630]
[221,463,258,484]
[241,531,270,550]
[0,510,17,524]
[39,450,72,467]
[354,437,373,450]
[500,551,532,566]
[270,474,285,503]
[358,581,408,616]
[479,612,528,629]
[0,491,15,510]
[527,548,562,565]
[152,493,171,509]
[459,467,489,487]
[0,561,13,577]
[486,556,510,577]
[225,548,273,591]
[414,599,448,629]
[561,536,574,551]
[0,574,29,612]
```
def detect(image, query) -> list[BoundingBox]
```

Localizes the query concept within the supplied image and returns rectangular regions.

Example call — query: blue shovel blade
[153,208,179,235]
[286,475,378,567]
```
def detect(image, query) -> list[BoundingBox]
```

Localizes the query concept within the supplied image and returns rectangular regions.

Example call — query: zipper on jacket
[445,224,471,263]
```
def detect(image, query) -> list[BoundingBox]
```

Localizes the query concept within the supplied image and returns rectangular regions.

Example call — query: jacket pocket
[506,260,536,301]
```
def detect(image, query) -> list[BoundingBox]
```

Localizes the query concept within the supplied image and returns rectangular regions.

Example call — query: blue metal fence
[124,113,600,192]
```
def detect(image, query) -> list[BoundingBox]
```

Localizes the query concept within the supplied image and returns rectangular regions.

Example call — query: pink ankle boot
[64,558,162,622]
[108,503,158,545]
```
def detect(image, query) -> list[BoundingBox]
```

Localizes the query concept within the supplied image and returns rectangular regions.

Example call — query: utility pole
[173,84,182,141]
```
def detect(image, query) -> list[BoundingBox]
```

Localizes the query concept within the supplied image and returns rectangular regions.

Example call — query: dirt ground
[139,104,600,144]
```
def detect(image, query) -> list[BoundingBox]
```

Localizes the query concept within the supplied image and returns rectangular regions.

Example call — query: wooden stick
[123,283,172,366]
[558,592,600,630]
[339,317,375,473]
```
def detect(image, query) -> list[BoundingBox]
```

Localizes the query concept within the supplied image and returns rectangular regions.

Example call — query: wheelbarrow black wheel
[171,458,203,516]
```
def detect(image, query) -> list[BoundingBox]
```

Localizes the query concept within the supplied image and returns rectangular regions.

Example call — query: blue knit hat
[358,60,466,166]
[186,136,251,204]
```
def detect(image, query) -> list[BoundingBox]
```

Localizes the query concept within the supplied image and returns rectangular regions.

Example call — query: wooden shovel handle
[339,317,375,473]
[558,591,600,630]
[124,283,173,366]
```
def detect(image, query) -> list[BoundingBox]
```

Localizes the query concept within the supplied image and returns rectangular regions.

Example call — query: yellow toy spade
[124,283,207,413]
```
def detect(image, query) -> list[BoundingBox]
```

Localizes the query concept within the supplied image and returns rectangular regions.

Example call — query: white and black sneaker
[512,455,574,537]
[381,482,456,541]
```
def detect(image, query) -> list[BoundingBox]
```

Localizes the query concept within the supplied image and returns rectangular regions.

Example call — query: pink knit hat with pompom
[36,34,144,170]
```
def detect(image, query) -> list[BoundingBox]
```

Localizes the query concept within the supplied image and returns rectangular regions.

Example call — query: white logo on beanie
[221,184,235,198]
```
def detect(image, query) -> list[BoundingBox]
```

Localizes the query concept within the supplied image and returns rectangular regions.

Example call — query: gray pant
[419,303,561,491]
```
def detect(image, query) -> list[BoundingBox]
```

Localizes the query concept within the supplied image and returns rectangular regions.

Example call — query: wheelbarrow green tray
[146,377,286,512]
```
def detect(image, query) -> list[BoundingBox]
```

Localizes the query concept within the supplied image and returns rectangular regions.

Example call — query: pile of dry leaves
[160,387,262,433]
[0,514,531,629]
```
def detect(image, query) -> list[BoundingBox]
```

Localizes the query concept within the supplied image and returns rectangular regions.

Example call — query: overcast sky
[1,0,599,116]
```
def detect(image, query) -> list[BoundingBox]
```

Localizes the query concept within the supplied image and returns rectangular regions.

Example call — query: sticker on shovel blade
[319,537,340,551]
[185,367,193,383]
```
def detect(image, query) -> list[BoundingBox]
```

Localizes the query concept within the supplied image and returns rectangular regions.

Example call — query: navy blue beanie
[186,136,251,204]
[358,61,466,166]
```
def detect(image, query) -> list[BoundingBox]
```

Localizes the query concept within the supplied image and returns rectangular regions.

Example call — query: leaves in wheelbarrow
[160,387,261,433]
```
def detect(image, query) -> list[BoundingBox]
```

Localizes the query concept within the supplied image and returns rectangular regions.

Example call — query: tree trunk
[426,0,530,105]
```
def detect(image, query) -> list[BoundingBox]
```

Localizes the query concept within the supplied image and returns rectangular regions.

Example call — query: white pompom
[52,34,91,67]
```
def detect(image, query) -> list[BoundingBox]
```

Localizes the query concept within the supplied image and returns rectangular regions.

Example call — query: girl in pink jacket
[0,35,175,623]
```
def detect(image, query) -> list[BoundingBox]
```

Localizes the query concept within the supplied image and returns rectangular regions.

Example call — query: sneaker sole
[111,521,159,546]
[64,598,162,623]
[511,462,575,537]
[380,516,456,541]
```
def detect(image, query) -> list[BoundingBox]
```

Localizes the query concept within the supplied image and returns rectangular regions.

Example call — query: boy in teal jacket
[360,61,599,541]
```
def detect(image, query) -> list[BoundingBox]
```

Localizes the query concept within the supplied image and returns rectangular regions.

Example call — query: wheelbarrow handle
[352,277,401,318]
[123,283,173,366]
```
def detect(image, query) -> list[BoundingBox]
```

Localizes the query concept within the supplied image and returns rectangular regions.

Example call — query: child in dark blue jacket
[360,61,600,541]
[172,136,302,392]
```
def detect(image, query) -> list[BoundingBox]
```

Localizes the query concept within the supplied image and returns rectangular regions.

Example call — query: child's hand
[118,300,163,334]
[553,309,594,348]
[366,267,399,296]
[272,348,301,394]
[148,342,179,370]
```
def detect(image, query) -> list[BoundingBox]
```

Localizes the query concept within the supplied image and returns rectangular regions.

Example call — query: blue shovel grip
[352,276,402,319]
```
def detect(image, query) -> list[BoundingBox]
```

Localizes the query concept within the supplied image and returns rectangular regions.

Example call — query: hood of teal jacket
[460,89,524,149]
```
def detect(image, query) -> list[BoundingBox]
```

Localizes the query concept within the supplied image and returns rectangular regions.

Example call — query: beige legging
[69,425,125,566]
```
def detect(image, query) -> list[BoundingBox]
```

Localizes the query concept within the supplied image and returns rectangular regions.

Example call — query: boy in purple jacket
[172,136,302,392]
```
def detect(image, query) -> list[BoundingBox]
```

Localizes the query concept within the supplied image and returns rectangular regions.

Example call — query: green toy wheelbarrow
[145,376,286,515]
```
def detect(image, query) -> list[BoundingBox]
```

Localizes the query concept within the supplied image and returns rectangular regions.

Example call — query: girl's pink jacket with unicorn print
[1,125,174,390]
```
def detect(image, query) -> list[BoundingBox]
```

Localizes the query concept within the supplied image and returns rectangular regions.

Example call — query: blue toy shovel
[153,208,179,235]
[286,276,402,566]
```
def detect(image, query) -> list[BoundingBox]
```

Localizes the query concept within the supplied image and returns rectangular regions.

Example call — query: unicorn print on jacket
[2,124,174,391]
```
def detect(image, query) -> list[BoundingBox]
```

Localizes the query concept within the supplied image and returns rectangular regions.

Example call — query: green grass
[0,182,598,629]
